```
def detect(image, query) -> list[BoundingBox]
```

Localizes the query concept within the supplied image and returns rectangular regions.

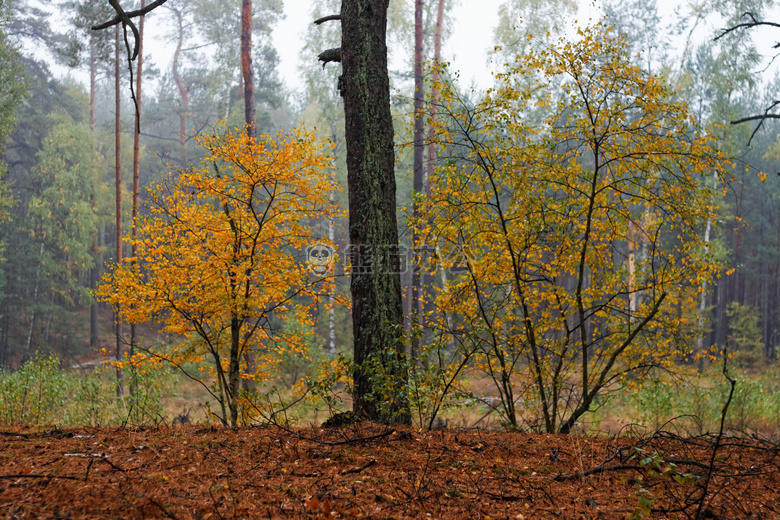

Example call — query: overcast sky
[47,1,780,101]
[267,0,780,96]
[271,0,604,94]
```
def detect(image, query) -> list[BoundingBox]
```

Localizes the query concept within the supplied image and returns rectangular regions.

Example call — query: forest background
[2,0,780,434]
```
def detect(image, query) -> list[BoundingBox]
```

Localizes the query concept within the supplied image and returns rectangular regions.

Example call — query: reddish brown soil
[0,423,777,519]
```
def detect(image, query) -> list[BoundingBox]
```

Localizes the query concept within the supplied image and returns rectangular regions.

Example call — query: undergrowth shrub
[0,353,177,428]
[623,368,780,435]
[0,354,68,426]
[631,378,677,430]
[64,367,119,427]
[124,363,176,426]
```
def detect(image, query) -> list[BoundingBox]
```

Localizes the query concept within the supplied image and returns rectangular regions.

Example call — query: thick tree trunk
[130,0,145,397]
[410,0,425,362]
[340,0,409,425]
[114,25,124,397]
[241,0,256,140]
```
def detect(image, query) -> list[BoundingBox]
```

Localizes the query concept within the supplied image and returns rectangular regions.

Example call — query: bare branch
[318,47,342,67]
[731,100,780,145]
[108,0,141,61]
[314,14,341,25]
[91,0,170,31]
[715,11,780,42]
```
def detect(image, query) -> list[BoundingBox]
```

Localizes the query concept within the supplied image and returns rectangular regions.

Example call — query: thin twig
[695,347,736,520]
[0,473,82,480]
[553,463,645,481]
[292,426,396,447]
[340,459,376,475]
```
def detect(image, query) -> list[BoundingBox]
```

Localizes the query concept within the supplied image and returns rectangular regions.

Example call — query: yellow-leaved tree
[98,127,340,427]
[417,24,727,433]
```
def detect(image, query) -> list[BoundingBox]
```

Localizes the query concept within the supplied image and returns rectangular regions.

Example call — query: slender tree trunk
[410,0,425,362]
[229,317,241,427]
[130,0,145,397]
[0,245,12,367]
[762,261,769,358]
[25,242,45,359]
[773,264,780,360]
[628,221,637,315]
[44,293,53,343]
[89,34,99,348]
[239,2,257,387]
[341,0,409,425]
[715,274,727,348]
[241,0,256,140]
[328,192,337,358]
[697,215,712,358]
[427,0,446,345]
[172,5,189,163]
[114,25,124,397]
[89,36,97,131]
[427,0,444,190]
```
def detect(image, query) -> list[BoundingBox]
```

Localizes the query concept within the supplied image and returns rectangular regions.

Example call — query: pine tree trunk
[172,5,189,163]
[114,25,124,397]
[410,0,425,363]
[427,0,444,189]
[241,0,256,140]
[89,34,99,348]
[426,0,446,346]
[130,0,145,397]
[340,0,409,425]
[239,2,258,387]
[328,192,337,358]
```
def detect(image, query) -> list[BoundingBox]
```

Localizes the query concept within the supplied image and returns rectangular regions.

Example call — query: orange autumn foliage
[415,25,727,433]
[97,126,341,427]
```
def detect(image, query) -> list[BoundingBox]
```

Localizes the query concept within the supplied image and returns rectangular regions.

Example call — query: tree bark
[425,0,446,348]
[229,316,241,427]
[130,0,145,397]
[171,4,188,163]
[89,35,97,131]
[410,0,424,362]
[427,0,444,189]
[340,0,409,424]
[114,24,124,397]
[328,191,337,358]
[241,0,256,140]
[239,3,258,388]
[25,242,45,360]
[89,34,99,348]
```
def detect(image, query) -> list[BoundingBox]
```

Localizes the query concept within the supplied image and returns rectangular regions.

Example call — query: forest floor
[0,422,778,519]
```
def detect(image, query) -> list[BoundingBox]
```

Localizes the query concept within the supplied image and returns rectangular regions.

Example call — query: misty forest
[2,0,780,518]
